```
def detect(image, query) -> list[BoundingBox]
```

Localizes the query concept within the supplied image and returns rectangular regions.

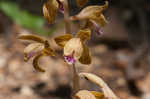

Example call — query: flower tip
[104,1,109,9]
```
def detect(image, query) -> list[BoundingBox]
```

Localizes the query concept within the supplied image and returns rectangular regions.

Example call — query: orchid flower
[54,29,91,65]
[18,34,55,72]
[70,1,108,35]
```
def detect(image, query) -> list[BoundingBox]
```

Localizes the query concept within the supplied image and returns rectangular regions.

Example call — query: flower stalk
[63,0,80,94]
[64,0,71,33]
[72,63,80,95]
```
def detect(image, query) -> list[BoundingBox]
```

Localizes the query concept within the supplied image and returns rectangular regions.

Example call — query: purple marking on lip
[25,50,42,61]
[64,56,75,64]
[24,52,36,61]
[56,0,64,14]
[91,20,103,35]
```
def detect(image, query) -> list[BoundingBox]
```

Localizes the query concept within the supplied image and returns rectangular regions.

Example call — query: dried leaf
[54,34,72,47]
[76,29,91,42]
[64,38,83,60]
[76,0,88,7]
[79,45,91,65]
[18,34,45,43]
[24,43,44,61]
[74,90,96,99]
[43,0,58,24]
[33,54,45,72]
[79,73,119,99]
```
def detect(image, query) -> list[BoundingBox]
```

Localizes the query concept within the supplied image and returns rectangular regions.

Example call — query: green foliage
[0,1,54,35]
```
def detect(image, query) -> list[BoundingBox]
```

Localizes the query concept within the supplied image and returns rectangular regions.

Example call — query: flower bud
[43,0,58,24]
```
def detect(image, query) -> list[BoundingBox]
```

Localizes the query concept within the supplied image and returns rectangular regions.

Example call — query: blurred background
[0,0,150,99]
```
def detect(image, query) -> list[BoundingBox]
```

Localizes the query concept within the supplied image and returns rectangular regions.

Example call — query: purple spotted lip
[64,56,75,65]
[56,0,64,14]
[91,20,103,35]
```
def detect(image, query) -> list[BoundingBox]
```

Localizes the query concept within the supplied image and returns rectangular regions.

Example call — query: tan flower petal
[91,14,107,27]
[24,43,44,61]
[83,20,93,29]
[90,91,105,99]
[74,90,96,99]
[43,0,58,24]
[18,34,45,43]
[70,1,108,20]
[54,34,73,47]
[79,45,91,65]
[76,0,88,7]
[79,73,119,99]
[64,38,83,60]
[76,28,91,42]
[43,40,55,56]
[33,54,45,72]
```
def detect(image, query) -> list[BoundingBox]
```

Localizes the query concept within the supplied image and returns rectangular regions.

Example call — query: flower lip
[64,56,76,65]
[91,20,103,35]
[64,48,76,64]
[64,38,83,60]
[56,0,64,14]
[24,52,36,62]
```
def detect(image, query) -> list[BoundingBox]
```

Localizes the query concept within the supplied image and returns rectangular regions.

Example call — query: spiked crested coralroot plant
[18,0,119,98]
